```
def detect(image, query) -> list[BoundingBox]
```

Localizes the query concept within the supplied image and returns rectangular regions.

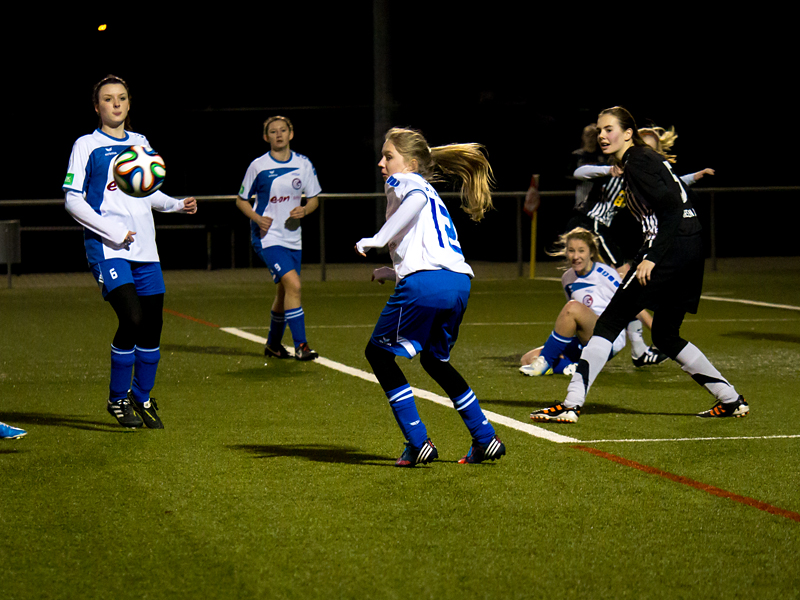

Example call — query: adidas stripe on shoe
[458,435,506,464]
[632,346,670,367]
[395,438,438,467]
[107,397,143,429]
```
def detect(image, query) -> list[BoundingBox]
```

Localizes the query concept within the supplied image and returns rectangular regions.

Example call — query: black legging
[106,283,164,350]
[365,341,469,399]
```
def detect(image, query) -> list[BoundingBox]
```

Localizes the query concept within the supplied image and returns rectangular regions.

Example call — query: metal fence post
[0,220,21,289]
[710,191,717,272]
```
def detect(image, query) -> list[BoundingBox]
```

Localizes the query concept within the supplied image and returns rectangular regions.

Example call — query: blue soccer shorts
[91,259,165,298]
[256,246,302,284]
[370,269,471,361]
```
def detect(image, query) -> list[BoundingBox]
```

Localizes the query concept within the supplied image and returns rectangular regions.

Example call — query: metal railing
[1,186,798,280]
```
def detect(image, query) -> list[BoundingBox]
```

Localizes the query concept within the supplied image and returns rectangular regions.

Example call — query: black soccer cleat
[395,439,438,467]
[697,395,749,418]
[264,343,291,359]
[632,346,670,367]
[107,397,143,429]
[294,342,319,361]
[129,391,164,429]
[458,435,506,464]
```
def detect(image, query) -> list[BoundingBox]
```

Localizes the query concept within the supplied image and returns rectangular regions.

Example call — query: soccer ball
[113,146,166,197]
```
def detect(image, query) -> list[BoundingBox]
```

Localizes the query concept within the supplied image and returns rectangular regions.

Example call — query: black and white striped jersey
[621,145,702,264]
[583,174,625,227]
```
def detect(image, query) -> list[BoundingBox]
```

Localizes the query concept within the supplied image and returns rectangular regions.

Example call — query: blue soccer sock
[130,346,161,404]
[109,345,135,402]
[541,331,575,368]
[267,311,287,348]
[285,307,307,347]
[452,388,495,444]
[386,384,428,448]
[553,356,575,374]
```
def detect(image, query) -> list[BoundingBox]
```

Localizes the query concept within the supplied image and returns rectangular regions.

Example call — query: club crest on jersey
[292,178,302,190]
[583,295,594,307]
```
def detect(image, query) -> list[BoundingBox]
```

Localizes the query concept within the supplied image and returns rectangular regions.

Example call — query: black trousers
[593,234,704,359]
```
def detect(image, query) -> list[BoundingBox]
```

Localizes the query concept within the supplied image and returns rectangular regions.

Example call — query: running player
[530,106,747,423]
[519,227,666,376]
[63,75,198,429]
[236,116,321,361]
[356,127,506,467]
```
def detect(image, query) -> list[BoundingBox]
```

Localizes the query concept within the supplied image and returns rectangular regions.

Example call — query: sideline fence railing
[1,187,798,285]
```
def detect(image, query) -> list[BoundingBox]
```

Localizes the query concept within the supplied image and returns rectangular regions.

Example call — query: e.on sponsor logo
[107,181,119,192]
[270,195,291,203]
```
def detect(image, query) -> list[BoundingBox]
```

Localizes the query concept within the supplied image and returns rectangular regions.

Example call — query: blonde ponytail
[385,128,495,222]
[638,126,678,163]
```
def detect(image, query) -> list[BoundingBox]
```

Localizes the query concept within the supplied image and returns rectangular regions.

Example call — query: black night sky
[0,7,794,267]
[3,7,792,199]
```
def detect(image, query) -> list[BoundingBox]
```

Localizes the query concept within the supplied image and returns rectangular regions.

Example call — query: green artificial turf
[1,261,798,599]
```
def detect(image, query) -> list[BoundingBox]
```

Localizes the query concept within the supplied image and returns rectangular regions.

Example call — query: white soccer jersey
[238,151,322,251]
[63,129,185,266]
[563,262,627,354]
[356,173,473,280]
[562,262,621,315]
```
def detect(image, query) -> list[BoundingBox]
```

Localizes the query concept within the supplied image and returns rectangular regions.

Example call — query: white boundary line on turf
[541,275,800,312]
[232,317,798,332]
[219,327,579,444]
[219,326,798,446]
[699,295,800,312]
[581,434,800,443]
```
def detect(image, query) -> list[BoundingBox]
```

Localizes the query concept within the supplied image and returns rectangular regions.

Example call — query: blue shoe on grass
[0,422,27,439]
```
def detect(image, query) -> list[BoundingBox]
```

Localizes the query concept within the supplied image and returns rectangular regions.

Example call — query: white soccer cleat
[519,355,553,377]
[562,362,578,377]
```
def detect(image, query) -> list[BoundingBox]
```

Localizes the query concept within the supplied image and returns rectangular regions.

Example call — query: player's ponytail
[385,128,494,222]
[639,126,678,163]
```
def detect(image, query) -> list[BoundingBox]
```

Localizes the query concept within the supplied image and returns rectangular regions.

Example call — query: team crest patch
[292,178,302,190]
[583,295,593,307]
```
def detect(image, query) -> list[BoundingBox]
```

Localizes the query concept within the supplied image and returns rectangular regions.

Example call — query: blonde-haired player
[520,227,666,378]
[356,127,504,467]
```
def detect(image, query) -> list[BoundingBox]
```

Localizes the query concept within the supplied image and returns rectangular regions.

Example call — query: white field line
[234,317,798,332]
[581,435,800,443]
[700,295,800,311]
[219,326,579,444]
[219,285,800,446]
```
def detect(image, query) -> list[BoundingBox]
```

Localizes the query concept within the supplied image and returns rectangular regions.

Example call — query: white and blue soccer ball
[113,145,166,197]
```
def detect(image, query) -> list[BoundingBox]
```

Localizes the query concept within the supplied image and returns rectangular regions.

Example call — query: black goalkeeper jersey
[621,145,702,264]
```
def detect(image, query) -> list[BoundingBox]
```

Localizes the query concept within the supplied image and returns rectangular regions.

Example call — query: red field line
[573,445,800,523]
[162,308,219,328]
